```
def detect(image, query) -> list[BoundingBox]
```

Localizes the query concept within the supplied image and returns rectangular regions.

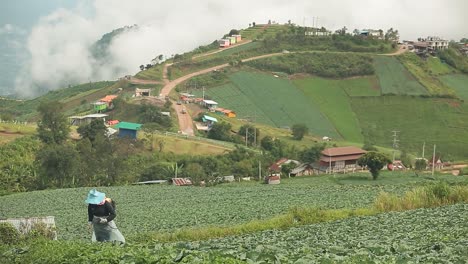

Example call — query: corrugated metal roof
[172,178,192,186]
[322,146,365,156]
[320,154,363,162]
[203,99,218,105]
[100,95,117,102]
[116,122,142,130]
[203,115,218,122]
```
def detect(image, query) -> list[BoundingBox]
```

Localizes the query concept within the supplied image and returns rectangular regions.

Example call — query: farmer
[85,189,125,243]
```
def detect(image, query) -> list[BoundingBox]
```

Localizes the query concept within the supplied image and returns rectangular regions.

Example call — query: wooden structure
[115,121,142,139]
[318,146,366,174]
[290,163,314,176]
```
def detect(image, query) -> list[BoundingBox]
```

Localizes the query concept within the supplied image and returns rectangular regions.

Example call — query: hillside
[1,24,468,161]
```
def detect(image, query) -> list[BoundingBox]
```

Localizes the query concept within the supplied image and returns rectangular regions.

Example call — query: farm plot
[374,56,428,95]
[3,204,467,263]
[171,204,468,263]
[351,96,468,160]
[1,172,451,241]
[294,77,364,142]
[439,74,468,100]
[197,71,340,138]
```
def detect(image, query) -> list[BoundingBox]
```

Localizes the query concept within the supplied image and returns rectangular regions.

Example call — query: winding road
[156,44,408,136]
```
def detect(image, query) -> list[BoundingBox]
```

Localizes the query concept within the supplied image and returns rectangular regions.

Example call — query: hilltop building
[413,36,449,53]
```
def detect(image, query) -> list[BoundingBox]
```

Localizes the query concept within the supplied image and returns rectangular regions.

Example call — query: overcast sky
[1,0,466,97]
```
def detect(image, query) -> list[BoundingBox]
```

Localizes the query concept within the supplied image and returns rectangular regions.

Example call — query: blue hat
[85,189,105,204]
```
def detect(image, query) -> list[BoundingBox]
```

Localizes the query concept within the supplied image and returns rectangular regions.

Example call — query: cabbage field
[1,172,467,263]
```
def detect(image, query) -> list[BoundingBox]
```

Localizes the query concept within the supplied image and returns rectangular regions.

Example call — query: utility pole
[421,141,425,158]
[432,144,436,176]
[258,161,261,181]
[202,86,205,101]
[391,130,400,163]
[245,127,249,147]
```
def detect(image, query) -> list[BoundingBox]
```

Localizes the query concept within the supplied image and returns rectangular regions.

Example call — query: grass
[426,57,453,75]
[134,64,164,81]
[373,56,428,95]
[439,74,468,100]
[398,53,455,96]
[0,123,36,144]
[374,182,468,212]
[351,96,468,160]
[193,71,340,138]
[194,42,261,63]
[294,77,364,142]
[341,76,381,97]
[146,133,231,155]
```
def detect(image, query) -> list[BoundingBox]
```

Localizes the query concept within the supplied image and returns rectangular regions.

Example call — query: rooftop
[322,146,366,157]
[203,99,218,105]
[115,121,142,130]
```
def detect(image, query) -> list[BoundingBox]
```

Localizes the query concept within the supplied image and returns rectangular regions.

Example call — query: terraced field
[351,96,468,160]
[195,71,340,138]
[294,77,364,142]
[439,74,468,100]
[373,56,428,95]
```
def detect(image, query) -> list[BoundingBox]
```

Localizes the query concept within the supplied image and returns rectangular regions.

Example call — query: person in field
[85,189,125,243]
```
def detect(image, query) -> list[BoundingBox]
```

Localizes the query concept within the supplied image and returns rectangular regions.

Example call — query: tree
[385,28,399,42]
[260,136,274,151]
[299,144,325,163]
[252,22,256,27]
[208,122,232,141]
[353,29,360,35]
[358,152,391,180]
[415,159,427,171]
[37,101,70,145]
[291,124,308,140]
[36,143,80,188]
[77,119,107,143]
[238,124,260,146]
[229,29,239,36]
[140,65,145,71]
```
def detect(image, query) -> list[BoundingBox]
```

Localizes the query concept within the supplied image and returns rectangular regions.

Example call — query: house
[100,95,118,108]
[214,107,236,118]
[317,146,366,174]
[93,101,107,113]
[414,36,449,53]
[359,29,383,39]
[135,88,150,97]
[232,34,242,42]
[69,114,108,126]
[106,120,119,126]
[202,99,218,110]
[387,160,407,171]
[229,36,237,45]
[202,115,218,126]
[269,158,300,173]
[428,156,449,170]
[219,39,230,48]
[115,121,142,139]
[290,163,314,176]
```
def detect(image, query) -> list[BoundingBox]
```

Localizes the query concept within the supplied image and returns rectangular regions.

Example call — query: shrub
[0,222,21,244]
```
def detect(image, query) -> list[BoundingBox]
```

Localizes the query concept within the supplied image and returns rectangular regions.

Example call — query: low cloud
[14,0,467,98]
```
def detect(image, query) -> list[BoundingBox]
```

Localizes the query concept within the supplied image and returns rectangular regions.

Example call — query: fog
[13,0,467,97]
